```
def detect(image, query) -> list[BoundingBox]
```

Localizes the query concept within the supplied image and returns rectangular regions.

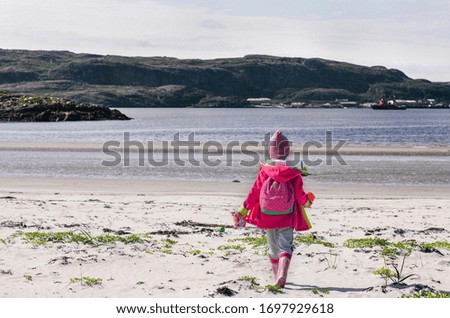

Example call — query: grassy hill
[1,49,449,107]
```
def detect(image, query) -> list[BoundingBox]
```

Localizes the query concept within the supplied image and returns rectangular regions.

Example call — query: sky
[1,0,449,81]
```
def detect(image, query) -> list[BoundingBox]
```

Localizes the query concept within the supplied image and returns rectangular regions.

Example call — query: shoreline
[1,175,450,197]
[1,141,449,186]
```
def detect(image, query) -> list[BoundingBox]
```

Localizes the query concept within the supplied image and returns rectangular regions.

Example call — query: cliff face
[0,49,448,107]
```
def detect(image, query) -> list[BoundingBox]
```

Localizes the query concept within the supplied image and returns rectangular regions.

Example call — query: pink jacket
[239,164,311,231]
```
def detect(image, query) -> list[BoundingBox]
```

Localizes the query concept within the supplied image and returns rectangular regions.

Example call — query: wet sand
[1,142,449,185]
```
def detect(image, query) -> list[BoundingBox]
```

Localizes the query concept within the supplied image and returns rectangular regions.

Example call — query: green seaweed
[187,249,202,255]
[343,238,390,249]
[310,288,330,295]
[70,276,102,287]
[161,238,177,248]
[295,233,335,248]
[14,231,142,246]
[421,241,450,251]
[344,238,450,256]
[238,276,258,283]
[228,236,267,248]
[217,245,246,252]
[402,290,450,298]
[264,284,283,293]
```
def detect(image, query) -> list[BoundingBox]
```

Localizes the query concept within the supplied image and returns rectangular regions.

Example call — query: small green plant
[14,231,142,246]
[391,241,417,250]
[238,276,258,283]
[373,249,418,286]
[373,267,396,286]
[79,229,96,245]
[18,231,78,245]
[250,285,265,292]
[402,290,450,298]
[344,238,389,249]
[295,234,335,248]
[136,281,145,285]
[0,238,6,245]
[344,238,450,254]
[310,288,330,295]
[228,236,267,248]
[217,245,246,252]
[70,276,102,287]
[379,246,399,258]
[96,234,142,245]
[420,241,450,251]
[264,284,283,293]
[161,239,177,248]
[228,236,267,255]
[187,249,202,255]
[228,236,266,255]
[23,274,33,281]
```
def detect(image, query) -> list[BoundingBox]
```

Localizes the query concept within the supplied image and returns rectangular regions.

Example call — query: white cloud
[0,0,449,81]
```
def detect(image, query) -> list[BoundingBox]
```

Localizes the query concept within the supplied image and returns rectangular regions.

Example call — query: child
[233,130,313,287]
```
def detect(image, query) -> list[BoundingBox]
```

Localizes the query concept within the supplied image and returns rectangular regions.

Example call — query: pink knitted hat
[269,130,290,159]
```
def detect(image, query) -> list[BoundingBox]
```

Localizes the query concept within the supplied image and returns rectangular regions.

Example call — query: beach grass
[343,238,389,248]
[217,245,246,252]
[238,276,258,283]
[310,288,330,295]
[402,290,450,298]
[295,233,335,248]
[344,238,450,253]
[12,231,142,246]
[70,276,102,287]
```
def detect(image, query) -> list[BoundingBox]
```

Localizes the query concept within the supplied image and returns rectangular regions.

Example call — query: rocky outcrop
[0,49,449,106]
[0,93,130,122]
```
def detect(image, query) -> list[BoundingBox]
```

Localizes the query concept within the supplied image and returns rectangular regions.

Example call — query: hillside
[1,49,449,107]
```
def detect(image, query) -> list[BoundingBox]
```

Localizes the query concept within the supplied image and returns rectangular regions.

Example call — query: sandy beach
[1,176,449,298]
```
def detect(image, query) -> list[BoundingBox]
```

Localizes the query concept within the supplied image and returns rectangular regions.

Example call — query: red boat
[372,99,406,110]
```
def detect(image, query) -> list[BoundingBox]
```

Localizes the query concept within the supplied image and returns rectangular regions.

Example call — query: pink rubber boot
[269,258,279,279]
[275,253,292,287]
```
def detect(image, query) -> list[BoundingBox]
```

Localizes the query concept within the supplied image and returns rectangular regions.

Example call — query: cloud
[0,0,449,80]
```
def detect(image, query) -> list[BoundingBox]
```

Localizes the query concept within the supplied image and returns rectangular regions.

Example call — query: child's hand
[304,192,315,208]
[231,211,246,228]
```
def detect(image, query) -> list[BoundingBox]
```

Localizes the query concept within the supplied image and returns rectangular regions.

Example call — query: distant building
[246,98,272,106]
[290,102,305,108]
[338,101,359,108]
[395,100,418,107]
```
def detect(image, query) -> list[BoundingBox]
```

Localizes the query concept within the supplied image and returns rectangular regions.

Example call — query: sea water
[0,108,449,184]
[0,108,449,145]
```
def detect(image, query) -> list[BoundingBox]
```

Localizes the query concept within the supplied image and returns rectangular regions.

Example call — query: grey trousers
[266,227,294,260]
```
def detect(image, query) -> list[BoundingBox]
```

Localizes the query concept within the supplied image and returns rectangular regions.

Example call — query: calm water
[0,108,449,145]
[1,108,449,185]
